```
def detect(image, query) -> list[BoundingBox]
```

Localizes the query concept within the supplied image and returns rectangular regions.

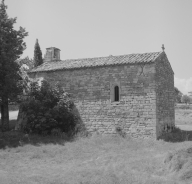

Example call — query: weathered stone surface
[155,52,175,138]
[28,51,175,139]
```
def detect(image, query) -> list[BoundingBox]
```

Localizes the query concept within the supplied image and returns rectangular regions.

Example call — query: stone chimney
[44,47,61,62]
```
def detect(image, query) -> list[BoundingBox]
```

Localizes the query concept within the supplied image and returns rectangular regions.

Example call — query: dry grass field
[0,134,192,184]
[0,105,192,184]
[176,109,192,125]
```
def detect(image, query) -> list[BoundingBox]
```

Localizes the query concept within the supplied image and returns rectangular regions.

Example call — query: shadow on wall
[71,105,88,137]
[158,126,192,142]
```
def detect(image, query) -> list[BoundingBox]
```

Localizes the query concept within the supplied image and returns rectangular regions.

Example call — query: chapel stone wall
[29,63,157,138]
[155,53,175,139]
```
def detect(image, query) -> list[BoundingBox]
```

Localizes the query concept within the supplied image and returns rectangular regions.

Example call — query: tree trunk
[1,96,9,131]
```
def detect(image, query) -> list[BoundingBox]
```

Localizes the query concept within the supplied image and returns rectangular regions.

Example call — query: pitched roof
[29,51,162,73]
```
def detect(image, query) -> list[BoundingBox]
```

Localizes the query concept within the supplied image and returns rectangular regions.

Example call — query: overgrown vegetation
[19,79,85,137]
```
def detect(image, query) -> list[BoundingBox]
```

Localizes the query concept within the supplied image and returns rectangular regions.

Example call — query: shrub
[20,79,83,136]
[115,126,126,138]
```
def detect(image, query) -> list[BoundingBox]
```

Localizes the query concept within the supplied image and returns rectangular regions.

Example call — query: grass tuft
[164,146,192,181]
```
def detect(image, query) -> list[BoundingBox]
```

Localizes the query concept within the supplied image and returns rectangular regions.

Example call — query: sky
[4,0,192,94]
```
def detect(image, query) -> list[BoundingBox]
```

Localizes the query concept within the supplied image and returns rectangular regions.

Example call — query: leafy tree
[16,57,34,90]
[174,87,183,103]
[16,57,34,71]
[20,80,84,136]
[181,95,191,104]
[0,0,28,130]
[33,39,43,67]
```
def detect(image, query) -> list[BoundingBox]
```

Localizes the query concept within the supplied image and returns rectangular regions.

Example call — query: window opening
[114,86,119,101]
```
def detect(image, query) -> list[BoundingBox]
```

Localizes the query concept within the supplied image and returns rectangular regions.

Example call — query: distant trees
[0,0,28,130]
[181,95,191,104]
[33,39,43,67]
[174,87,183,103]
[174,87,192,104]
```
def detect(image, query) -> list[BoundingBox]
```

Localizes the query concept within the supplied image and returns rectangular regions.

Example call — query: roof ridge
[60,51,162,62]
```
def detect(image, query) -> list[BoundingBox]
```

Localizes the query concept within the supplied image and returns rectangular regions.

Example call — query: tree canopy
[16,57,34,71]
[0,0,28,130]
[174,87,183,103]
[181,95,191,104]
[33,39,43,67]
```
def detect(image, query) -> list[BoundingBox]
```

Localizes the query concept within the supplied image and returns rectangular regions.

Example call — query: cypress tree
[33,39,43,67]
[0,0,28,130]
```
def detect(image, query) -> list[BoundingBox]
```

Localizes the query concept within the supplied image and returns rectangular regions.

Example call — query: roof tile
[29,51,162,73]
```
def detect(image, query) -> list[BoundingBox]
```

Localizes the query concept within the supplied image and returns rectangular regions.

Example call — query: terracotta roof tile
[29,51,162,73]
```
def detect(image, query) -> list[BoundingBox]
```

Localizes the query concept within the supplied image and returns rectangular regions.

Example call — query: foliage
[20,80,82,136]
[174,87,183,103]
[33,39,43,67]
[16,57,34,71]
[16,57,35,100]
[181,95,191,104]
[0,0,28,101]
[0,0,28,130]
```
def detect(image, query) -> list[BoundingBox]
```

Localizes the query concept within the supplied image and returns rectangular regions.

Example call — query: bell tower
[44,47,61,62]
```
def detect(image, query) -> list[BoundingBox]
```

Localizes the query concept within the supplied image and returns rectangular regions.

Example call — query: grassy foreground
[0,133,192,184]
[0,107,192,184]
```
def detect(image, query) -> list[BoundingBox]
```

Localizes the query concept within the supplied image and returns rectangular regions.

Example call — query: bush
[181,95,191,104]
[20,79,83,136]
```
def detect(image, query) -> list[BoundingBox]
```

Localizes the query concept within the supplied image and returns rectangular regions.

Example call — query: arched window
[114,86,119,101]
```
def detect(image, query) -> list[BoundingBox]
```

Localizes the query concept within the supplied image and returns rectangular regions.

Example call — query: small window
[114,86,119,101]
[110,82,120,103]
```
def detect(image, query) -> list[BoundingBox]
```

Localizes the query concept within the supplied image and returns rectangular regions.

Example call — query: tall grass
[0,105,192,183]
[0,134,192,184]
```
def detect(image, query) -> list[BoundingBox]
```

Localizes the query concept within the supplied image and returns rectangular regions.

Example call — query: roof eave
[28,61,156,74]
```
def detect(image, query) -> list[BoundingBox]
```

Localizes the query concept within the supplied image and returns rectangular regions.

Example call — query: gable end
[154,52,174,74]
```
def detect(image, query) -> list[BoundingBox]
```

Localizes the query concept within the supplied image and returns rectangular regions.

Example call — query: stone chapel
[28,45,175,139]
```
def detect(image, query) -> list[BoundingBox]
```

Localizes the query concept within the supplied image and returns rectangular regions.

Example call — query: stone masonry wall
[30,63,157,138]
[155,52,175,139]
